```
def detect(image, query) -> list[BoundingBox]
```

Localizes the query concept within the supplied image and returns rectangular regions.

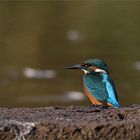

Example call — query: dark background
[0,1,139,107]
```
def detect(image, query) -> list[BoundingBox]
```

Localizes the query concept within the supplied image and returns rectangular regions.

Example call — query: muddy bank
[0,105,139,140]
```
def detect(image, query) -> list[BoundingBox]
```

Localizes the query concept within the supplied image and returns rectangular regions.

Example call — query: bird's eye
[81,63,91,67]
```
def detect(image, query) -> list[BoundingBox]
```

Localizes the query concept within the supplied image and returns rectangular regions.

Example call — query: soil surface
[0,105,140,140]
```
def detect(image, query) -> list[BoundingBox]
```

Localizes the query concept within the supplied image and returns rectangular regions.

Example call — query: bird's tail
[107,101,121,108]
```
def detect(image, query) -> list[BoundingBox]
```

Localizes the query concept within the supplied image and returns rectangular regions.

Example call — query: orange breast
[84,86,102,105]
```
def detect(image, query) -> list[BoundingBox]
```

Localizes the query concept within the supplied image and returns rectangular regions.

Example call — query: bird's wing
[108,78,119,101]
[83,74,108,102]
[105,77,120,107]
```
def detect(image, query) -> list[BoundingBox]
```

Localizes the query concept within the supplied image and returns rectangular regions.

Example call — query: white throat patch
[95,68,106,73]
[82,69,89,74]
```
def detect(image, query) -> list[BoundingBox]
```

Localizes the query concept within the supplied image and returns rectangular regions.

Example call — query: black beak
[64,64,83,70]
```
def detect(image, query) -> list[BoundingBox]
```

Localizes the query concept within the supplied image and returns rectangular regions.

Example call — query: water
[0,1,139,107]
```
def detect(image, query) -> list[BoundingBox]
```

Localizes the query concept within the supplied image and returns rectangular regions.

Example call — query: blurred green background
[0,1,139,107]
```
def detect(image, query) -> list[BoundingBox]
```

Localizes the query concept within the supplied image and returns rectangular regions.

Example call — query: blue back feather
[83,73,108,102]
[102,73,120,108]
[83,73,120,108]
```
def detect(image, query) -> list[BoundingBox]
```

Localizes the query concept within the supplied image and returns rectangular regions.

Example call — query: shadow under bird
[65,59,120,108]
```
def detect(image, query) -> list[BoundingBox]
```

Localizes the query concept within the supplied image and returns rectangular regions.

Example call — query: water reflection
[134,61,140,71]
[17,91,85,106]
[23,67,56,79]
[67,30,86,42]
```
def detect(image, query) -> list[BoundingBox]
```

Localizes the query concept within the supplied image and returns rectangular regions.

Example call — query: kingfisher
[65,59,120,108]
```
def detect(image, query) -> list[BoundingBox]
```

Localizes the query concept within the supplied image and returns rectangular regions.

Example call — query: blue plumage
[102,73,120,108]
[83,73,108,102]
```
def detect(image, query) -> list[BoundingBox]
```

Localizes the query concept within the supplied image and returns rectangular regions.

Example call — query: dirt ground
[0,105,139,140]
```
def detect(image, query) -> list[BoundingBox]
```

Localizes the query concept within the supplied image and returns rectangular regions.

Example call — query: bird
[65,59,120,108]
